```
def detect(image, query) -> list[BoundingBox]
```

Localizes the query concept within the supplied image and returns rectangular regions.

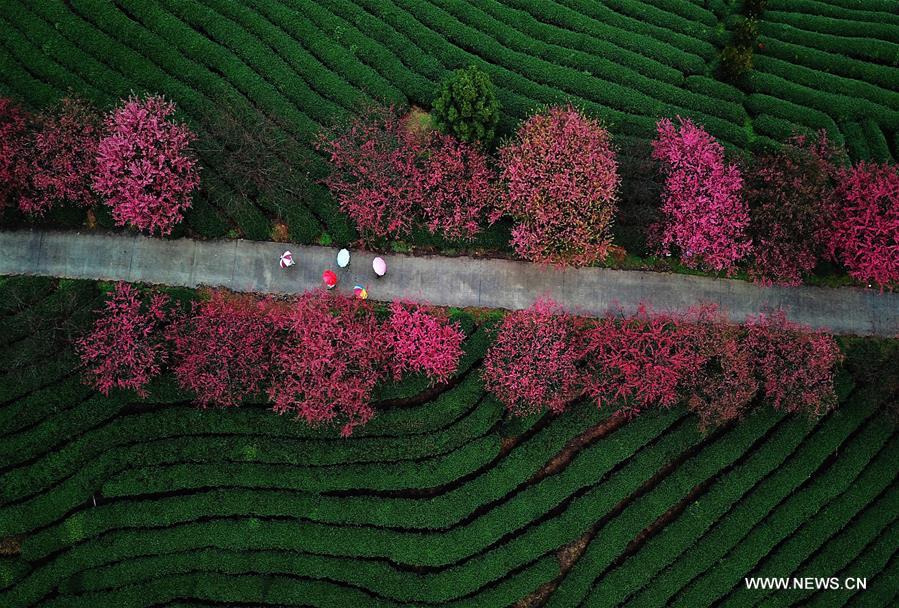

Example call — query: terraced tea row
[0,276,896,606]
[1,0,896,243]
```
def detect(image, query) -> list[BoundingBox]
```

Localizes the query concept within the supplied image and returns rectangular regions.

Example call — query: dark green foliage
[720,44,754,81]
[431,64,500,146]
[743,0,767,18]
[733,17,759,48]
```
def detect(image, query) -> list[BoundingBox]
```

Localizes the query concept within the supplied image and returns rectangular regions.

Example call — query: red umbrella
[322,269,338,289]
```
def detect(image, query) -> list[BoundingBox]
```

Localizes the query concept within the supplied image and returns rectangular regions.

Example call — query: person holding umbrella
[322,269,338,289]
[372,256,387,278]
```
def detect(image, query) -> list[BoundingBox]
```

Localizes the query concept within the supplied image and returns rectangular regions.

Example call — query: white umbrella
[337,248,350,268]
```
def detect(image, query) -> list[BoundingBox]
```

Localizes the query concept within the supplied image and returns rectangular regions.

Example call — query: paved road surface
[1,230,897,336]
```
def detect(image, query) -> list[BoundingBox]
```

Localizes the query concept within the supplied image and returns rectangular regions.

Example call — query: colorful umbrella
[279,250,295,269]
[353,285,368,300]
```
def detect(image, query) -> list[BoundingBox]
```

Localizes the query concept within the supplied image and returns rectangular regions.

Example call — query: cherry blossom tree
[745,310,843,417]
[651,117,751,273]
[582,307,703,416]
[415,132,497,241]
[680,306,758,429]
[482,299,587,416]
[267,290,387,437]
[495,105,620,266]
[168,291,273,408]
[384,301,465,384]
[77,282,170,397]
[746,132,841,286]
[0,98,29,214]
[317,105,495,241]
[18,97,102,216]
[828,161,899,290]
[93,95,200,235]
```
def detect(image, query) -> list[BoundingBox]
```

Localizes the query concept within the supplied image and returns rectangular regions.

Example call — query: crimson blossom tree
[651,117,751,273]
[316,105,495,242]
[746,132,841,286]
[76,282,170,397]
[93,95,200,236]
[267,290,387,437]
[680,306,758,429]
[745,311,843,417]
[828,162,899,290]
[495,105,620,266]
[582,307,703,416]
[168,291,273,408]
[18,97,102,216]
[0,98,29,214]
[384,301,465,384]
[482,299,587,416]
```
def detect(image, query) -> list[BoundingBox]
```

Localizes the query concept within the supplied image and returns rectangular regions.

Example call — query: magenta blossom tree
[582,307,704,416]
[317,105,495,242]
[19,97,102,216]
[384,300,465,384]
[93,95,200,235]
[746,132,841,286]
[828,162,899,290]
[651,117,751,273]
[0,98,29,214]
[168,291,273,408]
[482,299,587,416]
[495,105,620,266]
[745,311,843,417]
[267,290,387,437]
[77,282,170,397]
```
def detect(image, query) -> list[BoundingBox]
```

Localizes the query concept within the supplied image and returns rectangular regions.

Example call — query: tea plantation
[1,277,897,607]
[0,0,896,245]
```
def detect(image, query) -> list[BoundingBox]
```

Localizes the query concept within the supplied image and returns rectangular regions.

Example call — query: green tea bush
[432,64,500,146]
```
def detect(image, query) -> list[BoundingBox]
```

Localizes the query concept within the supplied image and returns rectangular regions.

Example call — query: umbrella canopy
[337,248,350,268]
[353,285,368,300]
[322,269,338,288]
[279,251,294,268]
[372,256,387,277]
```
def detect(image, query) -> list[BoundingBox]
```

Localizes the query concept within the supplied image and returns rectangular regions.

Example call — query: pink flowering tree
[317,105,495,241]
[415,132,497,241]
[747,132,841,286]
[317,105,417,238]
[495,105,620,266]
[651,117,751,273]
[482,299,587,416]
[745,311,843,417]
[77,282,170,397]
[384,301,465,384]
[93,95,200,236]
[680,306,758,429]
[582,307,703,416]
[0,98,29,214]
[18,97,102,216]
[168,291,273,408]
[267,290,387,437]
[828,162,899,290]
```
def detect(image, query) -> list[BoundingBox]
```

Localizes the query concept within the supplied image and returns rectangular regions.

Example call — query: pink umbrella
[372,256,387,278]
[279,250,294,269]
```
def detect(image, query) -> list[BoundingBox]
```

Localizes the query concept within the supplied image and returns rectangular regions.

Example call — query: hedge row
[623,382,886,607]
[720,433,899,606]
[548,406,784,606]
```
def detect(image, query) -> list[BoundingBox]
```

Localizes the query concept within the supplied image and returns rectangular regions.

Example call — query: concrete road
[1,229,897,336]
